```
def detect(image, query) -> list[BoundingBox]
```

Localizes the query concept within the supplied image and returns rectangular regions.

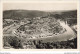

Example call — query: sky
[3,2,77,11]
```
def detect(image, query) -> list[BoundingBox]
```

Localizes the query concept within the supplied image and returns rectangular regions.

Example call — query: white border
[0,0,80,51]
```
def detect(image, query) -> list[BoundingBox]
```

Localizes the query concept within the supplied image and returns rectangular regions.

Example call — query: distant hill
[49,10,77,19]
[3,10,77,20]
[3,10,48,20]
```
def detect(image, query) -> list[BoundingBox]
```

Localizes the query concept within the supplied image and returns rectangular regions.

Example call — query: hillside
[3,10,77,20]
[3,10,48,20]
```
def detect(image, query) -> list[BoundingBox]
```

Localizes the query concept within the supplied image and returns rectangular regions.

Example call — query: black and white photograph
[3,2,77,49]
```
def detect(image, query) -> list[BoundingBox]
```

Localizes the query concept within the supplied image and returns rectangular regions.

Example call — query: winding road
[3,20,76,42]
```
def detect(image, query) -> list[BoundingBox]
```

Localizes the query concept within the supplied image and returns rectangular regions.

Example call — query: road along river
[3,20,77,42]
[28,20,77,42]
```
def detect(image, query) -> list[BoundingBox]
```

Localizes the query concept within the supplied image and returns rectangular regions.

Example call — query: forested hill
[51,10,77,20]
[3,10,48,20]
[3,10,77,20]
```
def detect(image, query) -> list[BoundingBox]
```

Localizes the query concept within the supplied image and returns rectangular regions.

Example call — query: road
[29,20,76,42]
[3,20,76,42]
[3,23,21,36]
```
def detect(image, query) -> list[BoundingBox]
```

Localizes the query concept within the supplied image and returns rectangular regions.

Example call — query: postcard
[0,0,79,51]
